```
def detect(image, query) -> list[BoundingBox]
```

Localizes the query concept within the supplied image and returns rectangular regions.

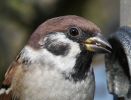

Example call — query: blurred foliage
[0,0,119,85]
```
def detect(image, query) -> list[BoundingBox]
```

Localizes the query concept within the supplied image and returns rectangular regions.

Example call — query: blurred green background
[0,0,119,99]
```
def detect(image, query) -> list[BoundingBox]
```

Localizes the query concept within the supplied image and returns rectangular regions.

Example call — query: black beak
[84,34,112,53]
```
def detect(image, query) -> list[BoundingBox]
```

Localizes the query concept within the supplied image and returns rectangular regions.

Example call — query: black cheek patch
[44,39,70,56]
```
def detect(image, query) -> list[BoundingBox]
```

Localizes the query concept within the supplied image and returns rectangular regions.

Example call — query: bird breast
[13,64,95,100]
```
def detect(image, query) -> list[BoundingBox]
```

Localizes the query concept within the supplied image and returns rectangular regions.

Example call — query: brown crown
[28,15,101,49]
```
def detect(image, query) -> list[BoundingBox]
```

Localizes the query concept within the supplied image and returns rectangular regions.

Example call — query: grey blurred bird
[0,15,111,100]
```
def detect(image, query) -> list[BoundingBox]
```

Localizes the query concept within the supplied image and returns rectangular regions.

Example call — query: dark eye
[69,27,79,36]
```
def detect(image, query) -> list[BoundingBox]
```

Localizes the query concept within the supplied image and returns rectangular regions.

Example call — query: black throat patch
[65,51,94,82]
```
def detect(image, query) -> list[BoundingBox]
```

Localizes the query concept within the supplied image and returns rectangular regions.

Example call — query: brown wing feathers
[0,62,19,100]
[0,53,22,100]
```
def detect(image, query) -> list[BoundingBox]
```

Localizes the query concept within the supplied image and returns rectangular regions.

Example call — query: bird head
[26,15,111,82]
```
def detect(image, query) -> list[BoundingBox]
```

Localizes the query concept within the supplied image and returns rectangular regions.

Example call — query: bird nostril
[95,42,101,46]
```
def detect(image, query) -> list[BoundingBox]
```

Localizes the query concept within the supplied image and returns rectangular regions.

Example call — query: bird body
[0,15,111,100]
[11,50,95,100]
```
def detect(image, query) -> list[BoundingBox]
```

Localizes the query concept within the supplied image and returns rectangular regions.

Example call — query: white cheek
[23,32,81,72]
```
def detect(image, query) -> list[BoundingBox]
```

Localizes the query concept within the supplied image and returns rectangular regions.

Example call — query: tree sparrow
[0,15,111,100]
